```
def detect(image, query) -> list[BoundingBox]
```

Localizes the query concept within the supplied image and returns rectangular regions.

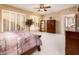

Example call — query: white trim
[1,10,3,32]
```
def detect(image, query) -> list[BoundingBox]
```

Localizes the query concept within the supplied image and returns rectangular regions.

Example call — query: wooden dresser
[47,20,56,33]
[65,31,79,55]
[40,20,56,33]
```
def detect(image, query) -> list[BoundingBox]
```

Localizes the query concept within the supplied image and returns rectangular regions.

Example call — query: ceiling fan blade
[44,6,51,8]
[44,9,47,11]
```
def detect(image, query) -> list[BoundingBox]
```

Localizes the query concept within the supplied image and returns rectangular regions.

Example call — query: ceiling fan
[34,4,51,12]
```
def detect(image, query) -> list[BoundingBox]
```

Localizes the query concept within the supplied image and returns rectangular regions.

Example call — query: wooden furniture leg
[37,46,41,51]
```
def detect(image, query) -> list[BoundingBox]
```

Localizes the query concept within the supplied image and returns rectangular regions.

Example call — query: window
[30,15,40,31]
[1,10,26,32]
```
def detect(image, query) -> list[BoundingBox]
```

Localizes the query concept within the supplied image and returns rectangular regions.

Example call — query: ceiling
[9,4,76,15]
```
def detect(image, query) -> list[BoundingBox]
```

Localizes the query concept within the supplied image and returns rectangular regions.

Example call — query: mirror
[64,14,76,31]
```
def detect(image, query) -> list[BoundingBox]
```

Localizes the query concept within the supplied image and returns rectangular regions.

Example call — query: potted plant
[25,19,33,31]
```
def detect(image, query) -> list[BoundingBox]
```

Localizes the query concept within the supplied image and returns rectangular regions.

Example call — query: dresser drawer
[66,31,79,39]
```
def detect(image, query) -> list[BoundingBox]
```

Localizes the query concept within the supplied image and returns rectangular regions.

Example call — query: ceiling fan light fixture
[40,9,44,12]
[34,4,51,12]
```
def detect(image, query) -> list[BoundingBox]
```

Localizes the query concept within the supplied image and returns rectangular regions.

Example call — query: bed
[0,31,42,55]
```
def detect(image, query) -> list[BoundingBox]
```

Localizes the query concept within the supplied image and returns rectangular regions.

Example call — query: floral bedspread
[0,31,42,55]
